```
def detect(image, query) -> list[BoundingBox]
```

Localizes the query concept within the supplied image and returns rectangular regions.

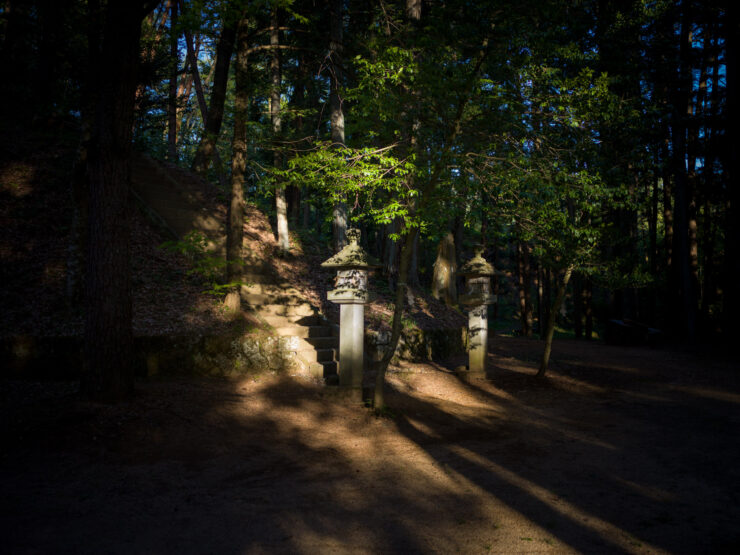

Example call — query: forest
[0,0,737,401]
[2,1,740,552]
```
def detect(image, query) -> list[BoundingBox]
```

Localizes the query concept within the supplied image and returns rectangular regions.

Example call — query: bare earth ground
[2,337,739,554]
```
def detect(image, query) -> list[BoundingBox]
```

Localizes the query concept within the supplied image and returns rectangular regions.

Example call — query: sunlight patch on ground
[560,359,642,375]
[611,476,678,503]
[449,444,667,554]
[1,163,35,197]
[667,384,740,404]
[553,374,609,395]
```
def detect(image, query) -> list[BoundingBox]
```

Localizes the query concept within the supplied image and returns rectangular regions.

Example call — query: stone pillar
[458,245,496,379]
[468,304,488,374]
[339,302,364,388]
[321,228,380,398]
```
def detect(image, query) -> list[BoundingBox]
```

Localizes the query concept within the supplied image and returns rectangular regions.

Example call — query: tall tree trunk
[647,175,659,324]
[408,231,421,288]
[37,0,70,115]
[288,55,307,226]
[175,34,200,140]
[584,277,593,340]
[536,263,543,336]
[191,16,237,176]
[672,5,697,341]
[383,218,400,290]
[271,8,289,252]
[180,5,225,188]
[573,273,583,339]
[537,266,574,378]
[662,146,674,327]
[687,34,708,322]
[516,241,532,337]
[522,242,533,336]
[722,1,739,338]
[374,226,417,410]
[167,0,178,161]
[542,267,552,339]
[701,29,721,326]
[81,0,150,400]
[223,13,249,312]
[330,0,347,252]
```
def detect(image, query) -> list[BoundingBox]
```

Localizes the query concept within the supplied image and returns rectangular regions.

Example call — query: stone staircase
[241,283,338,381]
[131,153,338,381]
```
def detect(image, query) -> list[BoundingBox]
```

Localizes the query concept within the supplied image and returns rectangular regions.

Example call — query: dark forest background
[0,0,737,399]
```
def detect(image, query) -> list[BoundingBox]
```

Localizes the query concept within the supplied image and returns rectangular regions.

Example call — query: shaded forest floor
[2,337,739,554]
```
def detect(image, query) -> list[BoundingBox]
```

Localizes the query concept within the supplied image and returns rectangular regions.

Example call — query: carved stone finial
[473,244,485,258]
[347,228,361,245]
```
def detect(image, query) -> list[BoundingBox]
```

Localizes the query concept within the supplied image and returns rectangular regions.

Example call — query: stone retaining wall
[1,333,302,379]
[3,326,467,380]
[365,326,467,364]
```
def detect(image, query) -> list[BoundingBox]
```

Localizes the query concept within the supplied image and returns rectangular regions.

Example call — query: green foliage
[160,231,246,298]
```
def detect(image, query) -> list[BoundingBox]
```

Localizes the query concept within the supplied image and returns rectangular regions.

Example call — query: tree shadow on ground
[2,338,739,553]
[391,338,740,553]
[1,377,489,553]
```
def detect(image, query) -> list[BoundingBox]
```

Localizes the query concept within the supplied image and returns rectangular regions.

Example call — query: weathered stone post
[459,245,496,377]
[321,229,379,396]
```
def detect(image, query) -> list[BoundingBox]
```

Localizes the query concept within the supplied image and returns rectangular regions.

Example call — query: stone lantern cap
[459,244,496,306]
[321,228,380,270]
[323,228,379,304]
[458,244,495,278]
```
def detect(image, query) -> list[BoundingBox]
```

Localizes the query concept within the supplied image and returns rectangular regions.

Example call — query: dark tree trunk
[538,266,574,378]
[490,235,499,320]
[81,0,149,401]
[330,0,347,252]
[516,241,532,337]
[573,273,583,339]
[271,8,289,252]
[167,0,178,161]
[663,147,675,326]
[701,30,722,327]
[722,1,739,338]
[383,218,400,290]
[223,12,249,312]
[584,277,593,340]
[191,16,237,176]
[408,231,421,288]
[542,267,552,340]
[536,263,543,335]
[672,5,698,341]
[647,175,659,324]
[522,242,533,336]
[37,0,71,115]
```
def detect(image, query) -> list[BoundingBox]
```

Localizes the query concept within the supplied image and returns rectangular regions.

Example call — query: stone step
[297,348,337,363]
[274,325,332,338]
[307,360,337,380]
[298,337,338,351]
[241,292,307,306]
[261,314,322,327]
[258,285,303,296]
[256,303,317,318]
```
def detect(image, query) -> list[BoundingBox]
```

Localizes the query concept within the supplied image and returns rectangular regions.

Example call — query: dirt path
[2,337,739,554]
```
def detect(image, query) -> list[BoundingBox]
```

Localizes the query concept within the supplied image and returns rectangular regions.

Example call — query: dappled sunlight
[551,373,610,395]
[0,162,35,197]
[611,476,678,504]
[5,336,740,553]
[448,445,666,554]
[667,384,740,404]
